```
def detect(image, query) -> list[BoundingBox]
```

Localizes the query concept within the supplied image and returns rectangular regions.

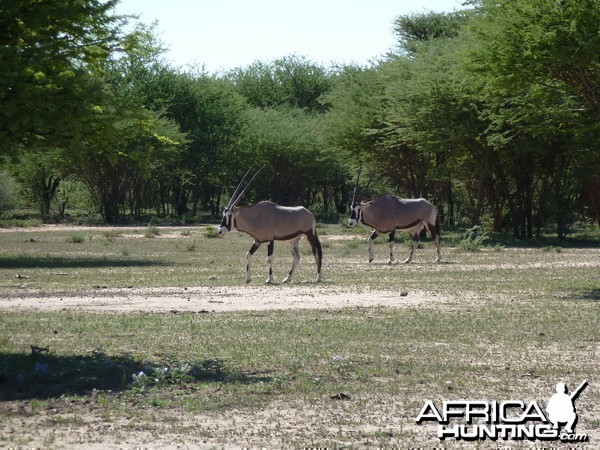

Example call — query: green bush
[204,225,220,238]
[0,171,19,212]
[457,225,489,252]
[66,234,86,243]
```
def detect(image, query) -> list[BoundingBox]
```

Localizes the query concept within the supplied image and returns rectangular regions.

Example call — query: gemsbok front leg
[405,229,422,263]
[266,240,274,284]
[367,230,378,263]
[246,241,261,283]
[387,230,396,264]
[283,237,302,283]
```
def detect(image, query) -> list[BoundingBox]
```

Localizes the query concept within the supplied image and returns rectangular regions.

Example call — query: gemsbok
[347,174,441,264]
[218,168,323,284]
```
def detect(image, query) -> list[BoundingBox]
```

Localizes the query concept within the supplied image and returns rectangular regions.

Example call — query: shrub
[66,234,85,243]
[457,225,489,252]
[144,226,161,238]
[0,172,19,212]
[204,226,220,238]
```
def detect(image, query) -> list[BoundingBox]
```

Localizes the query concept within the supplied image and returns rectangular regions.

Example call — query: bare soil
[0,284,454,313]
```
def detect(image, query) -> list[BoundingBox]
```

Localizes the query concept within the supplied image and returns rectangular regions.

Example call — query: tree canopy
[0,0,129,152]
[1,0,599,237]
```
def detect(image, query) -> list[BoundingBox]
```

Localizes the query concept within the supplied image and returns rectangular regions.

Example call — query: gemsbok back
[218,168,323,284]
[347,174,441,264]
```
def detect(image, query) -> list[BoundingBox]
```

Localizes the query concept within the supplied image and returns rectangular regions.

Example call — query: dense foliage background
[1,0,599,239]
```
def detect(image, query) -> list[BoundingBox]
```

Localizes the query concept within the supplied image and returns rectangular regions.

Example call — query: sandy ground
[0,284,453,313]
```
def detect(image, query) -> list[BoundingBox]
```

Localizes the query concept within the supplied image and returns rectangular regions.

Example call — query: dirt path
[0,285,454,312]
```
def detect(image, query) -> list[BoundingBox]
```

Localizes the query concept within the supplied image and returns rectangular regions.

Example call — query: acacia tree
[324,5,600,236]
[229,55,332,113]
[322,13,476,224]
[12,149,62,222]
[0,0,128,153]
[138,67,250,217]
[66,24,188,223]
[71,113,185,223]
[238,107,348,210]
[464,0,600,236]
[229,56,349,213]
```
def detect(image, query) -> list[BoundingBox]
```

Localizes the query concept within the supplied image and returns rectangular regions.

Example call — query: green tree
[240,107,349,211]
[65,24,188,223]
[70,111,185,223]
[142,68,249,216]
[393,10,470,55]
[229,55,332,113]
[464,0,600,236]
[0,171,19,212]
[12,148,63,222]
[0,0,128,153]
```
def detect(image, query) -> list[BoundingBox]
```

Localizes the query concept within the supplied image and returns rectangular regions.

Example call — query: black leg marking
[267,241,274,278]
[248,242,261,255]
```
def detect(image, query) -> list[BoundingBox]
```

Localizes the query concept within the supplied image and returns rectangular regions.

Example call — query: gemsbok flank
[218,168,323,284]
[347,173,441,264]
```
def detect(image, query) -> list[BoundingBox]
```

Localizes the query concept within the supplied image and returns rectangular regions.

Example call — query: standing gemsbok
[218,168,323,284]
[348,195,442,264]
[347,173,441,264]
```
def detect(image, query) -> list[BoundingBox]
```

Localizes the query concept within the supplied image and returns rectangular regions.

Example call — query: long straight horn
[226,168,252,209]
[231,165,265,207]
[360,170,375,200]
[351,167,362,205]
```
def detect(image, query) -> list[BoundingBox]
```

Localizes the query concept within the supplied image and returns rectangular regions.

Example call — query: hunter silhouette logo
[416,380,589,442]
[547,380,587,435]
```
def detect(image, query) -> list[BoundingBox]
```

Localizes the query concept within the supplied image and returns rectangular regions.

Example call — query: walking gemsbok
[347,174,441,264]
[218,168,323,284]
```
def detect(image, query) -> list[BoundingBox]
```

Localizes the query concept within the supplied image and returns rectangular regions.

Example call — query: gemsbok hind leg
[405,232,419,263]
[265,240,275,284]
[246,241,262,283]
[387,230,396,265]
[367,230,379,263]
[305,230,323,282]
[283,237,302,284]
[426,219,442,262]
